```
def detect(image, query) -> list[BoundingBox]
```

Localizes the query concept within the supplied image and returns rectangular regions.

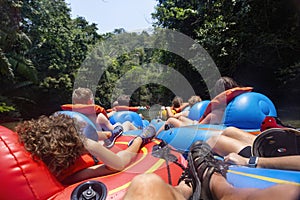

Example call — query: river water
[1,108,299,130]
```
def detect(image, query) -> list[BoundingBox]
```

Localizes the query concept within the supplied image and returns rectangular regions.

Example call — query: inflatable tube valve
[71,181,107,200]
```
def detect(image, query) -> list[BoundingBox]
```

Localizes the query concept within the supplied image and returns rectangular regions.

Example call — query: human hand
[173,112,182,119]
[224,153,249,166]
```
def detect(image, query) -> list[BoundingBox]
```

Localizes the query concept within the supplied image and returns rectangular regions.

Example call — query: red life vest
[57,153,101,182]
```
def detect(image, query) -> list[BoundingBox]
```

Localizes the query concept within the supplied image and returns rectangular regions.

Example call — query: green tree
[77,30,178,108]
[0,0,101,120]
[153,0,300,105]
[19,0,101,116]
[0,0,38,120]
[0,0,36,79]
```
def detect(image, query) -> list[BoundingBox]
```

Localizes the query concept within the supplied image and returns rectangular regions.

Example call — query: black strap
[152,141,186,185]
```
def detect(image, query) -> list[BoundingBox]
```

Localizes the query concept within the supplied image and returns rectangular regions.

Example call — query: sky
[65,0,157,33]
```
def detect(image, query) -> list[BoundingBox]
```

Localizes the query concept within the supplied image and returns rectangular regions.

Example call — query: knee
[166,118,172,124]
[178,116,184,120]
[222,126,239,137]
[206,135,218,147]
[125,174,166,199]
[130,174,163,188]
[122,121,130,126]
[168,118,181,127]
[130,174,146,187]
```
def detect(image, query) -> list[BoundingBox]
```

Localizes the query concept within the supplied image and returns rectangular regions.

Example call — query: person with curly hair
[16,114,156,184]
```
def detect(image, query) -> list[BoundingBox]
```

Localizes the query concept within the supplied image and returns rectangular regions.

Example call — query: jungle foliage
[0,0,100,120]
[152,0,300,108]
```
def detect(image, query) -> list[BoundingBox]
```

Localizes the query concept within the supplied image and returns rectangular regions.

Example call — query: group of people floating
[15,77,300,199]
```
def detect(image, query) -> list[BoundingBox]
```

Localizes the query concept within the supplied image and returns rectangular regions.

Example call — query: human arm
[224,153,300,171]
[107,110,116,118]
[83,138,125,171]
[256,156,300,170]
[165,106,175,118]
[172,110,189,119]
[199,109,224,124]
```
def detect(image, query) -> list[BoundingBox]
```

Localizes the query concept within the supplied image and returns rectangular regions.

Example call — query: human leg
[156,118,184,135]
[121,121,138,132]
[178,116,195,126]
[120,124,157,166]
[96,113,115,130]
[124,174,190,200]
[206,135,250,157]
[97,131,111,140]
[123,141,300,200]
[205,127,255,157]
[103,125,124,148]
[222,127,255,145]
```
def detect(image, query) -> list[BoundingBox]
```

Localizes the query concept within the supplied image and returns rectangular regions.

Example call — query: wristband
[248,156,258,168]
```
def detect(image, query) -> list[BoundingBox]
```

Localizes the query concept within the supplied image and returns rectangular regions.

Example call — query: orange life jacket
[172,102,189,113]
[107,105,140,113]
[57,153,100,182]
[199,87,253,123]
[61,104,108,119]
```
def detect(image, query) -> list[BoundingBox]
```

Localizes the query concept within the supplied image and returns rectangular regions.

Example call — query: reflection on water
[278,107,300,127]
[284,120,300,128]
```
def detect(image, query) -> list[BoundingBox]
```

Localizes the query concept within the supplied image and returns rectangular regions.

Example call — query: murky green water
[285,120,300,128]
[1,122,20,130]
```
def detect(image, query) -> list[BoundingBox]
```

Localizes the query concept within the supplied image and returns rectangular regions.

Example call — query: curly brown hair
[15,114,86,177]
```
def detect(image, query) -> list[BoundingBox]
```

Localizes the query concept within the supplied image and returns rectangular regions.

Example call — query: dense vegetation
[0,0,299,121]
[1,0,100,120]
[152,0,300,110]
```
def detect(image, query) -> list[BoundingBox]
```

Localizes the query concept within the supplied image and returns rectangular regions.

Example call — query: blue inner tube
[109,111,148,129]
[55,111,99,141]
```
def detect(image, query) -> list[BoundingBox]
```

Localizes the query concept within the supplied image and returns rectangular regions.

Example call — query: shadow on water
[277,106,300,127]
